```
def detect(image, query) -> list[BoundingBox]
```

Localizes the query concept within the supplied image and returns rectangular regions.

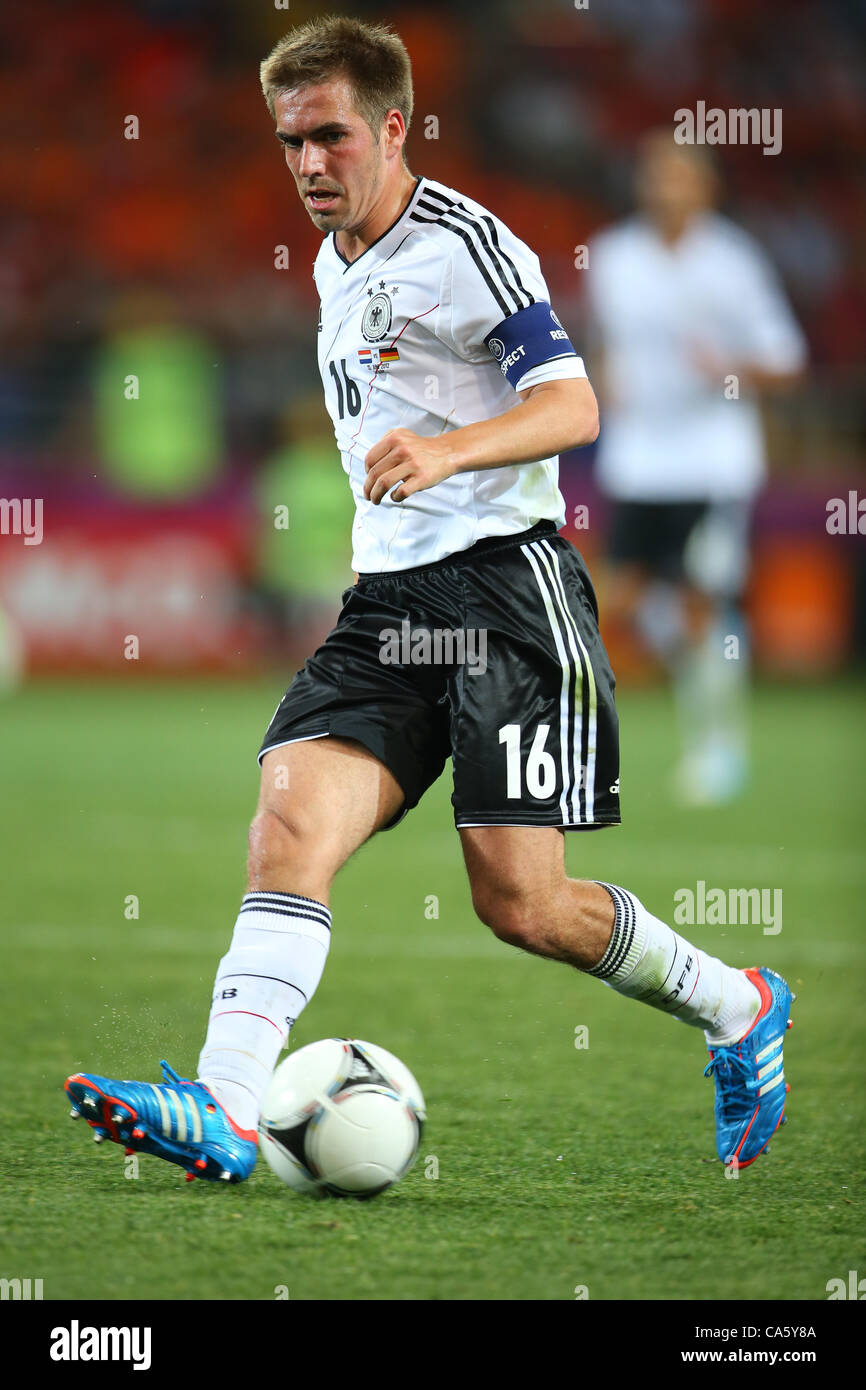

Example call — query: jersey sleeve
[734,242,808,373]
[435,211,586,390]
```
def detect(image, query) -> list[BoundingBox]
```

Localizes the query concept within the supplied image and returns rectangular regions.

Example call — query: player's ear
[382,107,406,156]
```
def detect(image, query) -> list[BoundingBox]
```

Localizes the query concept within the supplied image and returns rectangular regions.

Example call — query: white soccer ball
[258,1038,426,1199]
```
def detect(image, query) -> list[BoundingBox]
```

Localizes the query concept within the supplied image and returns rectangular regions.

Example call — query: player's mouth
[306,188,341,212]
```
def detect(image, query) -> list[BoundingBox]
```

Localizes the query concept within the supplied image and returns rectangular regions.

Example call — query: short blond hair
[260,16,413,139]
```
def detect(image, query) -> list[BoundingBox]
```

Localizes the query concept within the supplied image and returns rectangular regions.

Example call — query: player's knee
[247,806,331,884]
[471,884,545,953]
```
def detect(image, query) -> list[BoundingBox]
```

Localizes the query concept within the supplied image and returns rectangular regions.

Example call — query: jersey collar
[331,175,425,273]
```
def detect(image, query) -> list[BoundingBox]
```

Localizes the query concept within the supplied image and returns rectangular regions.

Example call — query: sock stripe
[605,886,635,975]
[216,971,309,1003]
[590,882,636,978]
[242,891,331,922]
[674,958,701,1013]
[211,1010,285,1036]
[245,891,329,908]
[244,891,331,923]
[242,892,330,912]
[239,902,331,931]
[649,939,684,1004]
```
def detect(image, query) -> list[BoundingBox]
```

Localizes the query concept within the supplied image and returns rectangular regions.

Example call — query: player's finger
[369,472,404,506]
[364,430,407,471]
[389,470,429,503]
[363,454,400,500]
[370,465,412,506]
[364,436,392,470]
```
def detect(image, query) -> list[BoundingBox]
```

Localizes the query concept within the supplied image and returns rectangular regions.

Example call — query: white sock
[590,883,760,1044]
[196,892,331,1131]
[674,609,749,765]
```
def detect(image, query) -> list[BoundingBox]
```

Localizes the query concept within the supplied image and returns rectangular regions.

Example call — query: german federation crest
[362,291,393,342]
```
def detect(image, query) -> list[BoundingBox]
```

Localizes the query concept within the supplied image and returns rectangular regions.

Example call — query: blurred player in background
[587,132,807,804]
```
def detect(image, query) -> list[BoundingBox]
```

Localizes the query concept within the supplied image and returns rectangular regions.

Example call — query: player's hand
[363,429,458,505]
[687,340,730,386]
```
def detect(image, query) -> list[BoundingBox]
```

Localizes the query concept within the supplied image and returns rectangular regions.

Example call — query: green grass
[1,676,864,1300]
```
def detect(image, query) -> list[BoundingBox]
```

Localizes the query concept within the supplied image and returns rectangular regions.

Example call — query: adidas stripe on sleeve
[410,185,586,390]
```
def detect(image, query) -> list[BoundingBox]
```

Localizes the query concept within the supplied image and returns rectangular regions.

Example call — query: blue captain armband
[484,302,578,390]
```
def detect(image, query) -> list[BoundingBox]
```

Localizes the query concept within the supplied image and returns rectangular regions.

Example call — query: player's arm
[690,242,808,397]
[364,284,598,505]
[364,375,598,505]
[689,344,805,395]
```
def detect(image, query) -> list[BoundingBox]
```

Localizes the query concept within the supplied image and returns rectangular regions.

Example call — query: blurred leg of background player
[603,499,752,804]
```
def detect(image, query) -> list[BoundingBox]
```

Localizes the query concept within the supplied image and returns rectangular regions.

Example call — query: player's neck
[335,167,418,264]
[651,208,706,246]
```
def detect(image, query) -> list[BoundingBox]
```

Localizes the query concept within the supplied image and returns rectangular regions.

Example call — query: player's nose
[297,140,326,179]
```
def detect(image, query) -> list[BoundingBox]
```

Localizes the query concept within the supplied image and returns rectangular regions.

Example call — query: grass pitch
[1,676,864,1300]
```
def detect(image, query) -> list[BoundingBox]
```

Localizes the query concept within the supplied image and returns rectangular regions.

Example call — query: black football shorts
[606,498,753,597]
[259,521,621,832]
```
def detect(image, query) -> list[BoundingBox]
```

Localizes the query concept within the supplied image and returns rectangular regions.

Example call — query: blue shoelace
[704,1048,761,1123]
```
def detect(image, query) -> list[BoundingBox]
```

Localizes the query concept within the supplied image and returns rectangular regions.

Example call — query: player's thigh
[252,736,404,883]
[460,824,565,900]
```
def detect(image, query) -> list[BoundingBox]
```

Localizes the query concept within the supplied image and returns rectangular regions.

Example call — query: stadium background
[2,0,864,1304]
[1,0,864,674]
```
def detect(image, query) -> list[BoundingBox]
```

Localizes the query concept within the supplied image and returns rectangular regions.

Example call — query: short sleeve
[734,243,808,373]
[440,215,550,360]
[428,214,584,389]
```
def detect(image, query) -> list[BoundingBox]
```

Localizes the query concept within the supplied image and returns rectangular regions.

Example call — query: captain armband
[484,302,579,391]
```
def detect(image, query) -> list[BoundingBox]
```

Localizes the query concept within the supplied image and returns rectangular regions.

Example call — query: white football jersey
[313,175,586,573]
[586,213,807,501]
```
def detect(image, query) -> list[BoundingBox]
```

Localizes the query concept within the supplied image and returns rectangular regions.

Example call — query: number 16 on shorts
[499,723,558,799]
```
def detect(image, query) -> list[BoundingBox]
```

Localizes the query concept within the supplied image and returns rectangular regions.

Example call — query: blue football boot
[65,1060,257,1183]
[704,967,794,1169]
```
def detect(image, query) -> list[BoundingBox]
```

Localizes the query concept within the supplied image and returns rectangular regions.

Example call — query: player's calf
[461,828,620,969]
[470,878,612,969]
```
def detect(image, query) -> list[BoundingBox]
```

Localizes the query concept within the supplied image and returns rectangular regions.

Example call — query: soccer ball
[258,1038,426,1199]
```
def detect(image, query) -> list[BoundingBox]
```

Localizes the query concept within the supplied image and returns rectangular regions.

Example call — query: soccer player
[66,18,793,1181]
[587,132,807,803]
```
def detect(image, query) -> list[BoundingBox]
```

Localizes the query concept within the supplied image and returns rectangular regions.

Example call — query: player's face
[274,78,386,234]
[633,144,717,226]
[637,147,714,225]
